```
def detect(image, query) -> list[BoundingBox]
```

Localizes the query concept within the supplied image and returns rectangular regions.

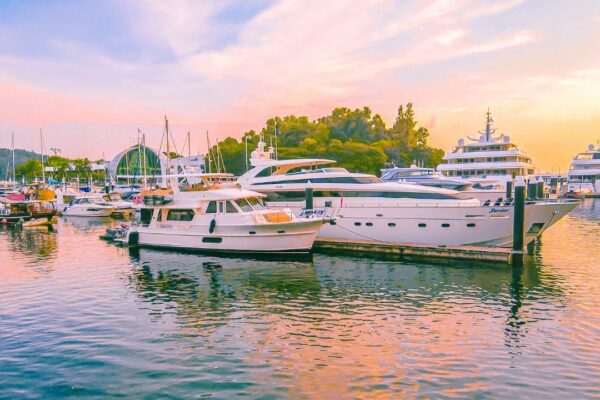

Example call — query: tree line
[208,103,444,176]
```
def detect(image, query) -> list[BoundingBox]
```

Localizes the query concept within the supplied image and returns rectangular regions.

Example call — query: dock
[314,238,514,265]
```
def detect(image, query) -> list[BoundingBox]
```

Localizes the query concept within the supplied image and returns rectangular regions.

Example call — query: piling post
[536,177,545,199]
[506,180,513,199]
[527,179,537,199]
[305,188,314,210]
[512,177,526,267]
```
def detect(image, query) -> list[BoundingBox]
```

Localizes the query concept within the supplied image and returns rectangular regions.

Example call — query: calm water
[1,201,599,399]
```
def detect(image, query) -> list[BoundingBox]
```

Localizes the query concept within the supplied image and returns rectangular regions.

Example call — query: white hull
[62,207,114,217]
[266,199,578,248]
[131,219,324,253]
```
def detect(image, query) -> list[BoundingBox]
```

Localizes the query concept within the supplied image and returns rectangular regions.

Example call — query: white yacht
[437,110,534,190]
[381,164,473,191]
[237,140,578,248]
[124,174,329,254]
[61,195,115,217]
[567,144,600,196]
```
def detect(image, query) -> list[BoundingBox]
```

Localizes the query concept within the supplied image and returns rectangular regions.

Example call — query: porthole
[388,223,396,227]
[467,223,476,228]
[366,222,373,227]
[202,237,222,243]
[441,223,450,228]
[354,222,362,226]
[376,213,383,217]
[249,231,256,235]
[418,223,426,228]
[277,230,286,234]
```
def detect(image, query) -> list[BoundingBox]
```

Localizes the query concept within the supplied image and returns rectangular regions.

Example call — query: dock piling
[512,177,526,267]
[305,188,314,210]
[536,177,545,199]
[506,180,513,199]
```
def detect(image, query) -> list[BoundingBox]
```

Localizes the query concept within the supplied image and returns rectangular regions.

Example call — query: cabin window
[237,199,254,212]
[206,201,217,213]
[166,209,195,221]
[226,201,238,213]
[246,197,265,210]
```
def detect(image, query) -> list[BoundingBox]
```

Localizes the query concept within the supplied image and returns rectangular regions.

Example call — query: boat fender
[209,218,216,234]
[128,231,139,246]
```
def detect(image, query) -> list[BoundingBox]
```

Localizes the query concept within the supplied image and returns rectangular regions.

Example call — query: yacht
[567,144,600,196]
[0,198,57,224]
[122,173,329,254]
[381,164,472,190]
[61,195,115,217]
[237,140,578,248]
[437,110,534,190]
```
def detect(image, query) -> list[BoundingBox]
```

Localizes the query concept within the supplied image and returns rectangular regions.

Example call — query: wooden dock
[314,238,514,265]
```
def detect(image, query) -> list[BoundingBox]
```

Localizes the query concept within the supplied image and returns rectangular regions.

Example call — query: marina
[1,199,599,398]
[1,1,598,397]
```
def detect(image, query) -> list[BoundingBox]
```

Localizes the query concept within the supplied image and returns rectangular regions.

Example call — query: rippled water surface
[1,201,600,399]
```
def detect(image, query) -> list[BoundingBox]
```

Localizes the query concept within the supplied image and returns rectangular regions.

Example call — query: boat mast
[165,116,172,187]
[484,108,493,142]
[40,129,46,184]
[206,131,212,174]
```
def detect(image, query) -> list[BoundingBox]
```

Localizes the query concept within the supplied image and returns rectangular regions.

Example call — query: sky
[0,0,598,171]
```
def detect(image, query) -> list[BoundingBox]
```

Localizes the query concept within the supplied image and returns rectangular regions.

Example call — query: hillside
[0,148,42,180]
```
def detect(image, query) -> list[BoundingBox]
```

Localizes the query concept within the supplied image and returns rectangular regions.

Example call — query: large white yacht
[124,174,329,254]
[238,140,578,248]
[437,110,535,189]
[567,144,600,196]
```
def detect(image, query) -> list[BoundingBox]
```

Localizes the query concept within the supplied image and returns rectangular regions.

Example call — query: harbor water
[1,201,599,399]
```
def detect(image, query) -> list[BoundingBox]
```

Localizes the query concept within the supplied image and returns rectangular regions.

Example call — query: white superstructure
[437,110,534,189]
[238,140,577,248]
[567,144,600,195]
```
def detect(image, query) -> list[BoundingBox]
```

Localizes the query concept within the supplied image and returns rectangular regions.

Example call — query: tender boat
[237,139,578,248]
[123,174,330,254]
[567,144,600,196]
[61,195,115,217]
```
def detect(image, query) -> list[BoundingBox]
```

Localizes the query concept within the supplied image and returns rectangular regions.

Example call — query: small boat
[61,196,115,217]
[22,218,52,228]
[0,199,57,224]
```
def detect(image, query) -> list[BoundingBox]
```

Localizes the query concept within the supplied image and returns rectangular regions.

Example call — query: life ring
[209,218,216,234]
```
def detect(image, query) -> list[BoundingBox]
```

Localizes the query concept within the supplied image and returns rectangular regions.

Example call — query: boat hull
[130,219,325,254]
[266,199,578,248]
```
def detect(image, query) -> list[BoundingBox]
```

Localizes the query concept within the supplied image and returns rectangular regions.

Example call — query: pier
[314,238,514,265]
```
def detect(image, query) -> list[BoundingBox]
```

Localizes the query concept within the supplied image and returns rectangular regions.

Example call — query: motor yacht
[436,110,535,191]
[122,173,329,254]
[237,140,578,248]
[61,195,115,217]
[381,164,472,190]
[567,144,600,196]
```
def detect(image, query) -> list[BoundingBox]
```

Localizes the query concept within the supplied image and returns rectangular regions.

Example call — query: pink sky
[0,0,599,171]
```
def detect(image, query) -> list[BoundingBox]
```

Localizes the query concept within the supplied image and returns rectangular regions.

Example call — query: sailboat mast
[206,131,212,174]
[40,129,46,183]
[165,116,172,186]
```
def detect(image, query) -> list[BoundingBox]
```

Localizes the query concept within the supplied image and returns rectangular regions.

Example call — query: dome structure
[108,145,167,184]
